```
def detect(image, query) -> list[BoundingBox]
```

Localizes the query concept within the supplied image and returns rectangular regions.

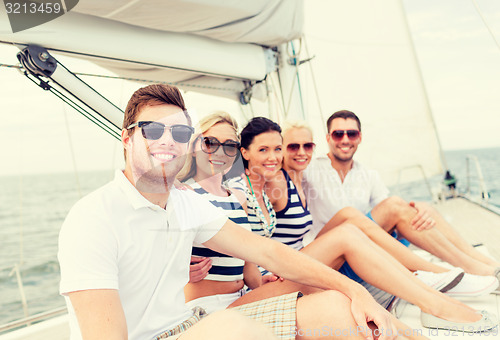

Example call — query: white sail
[0,0,443,185]
[296,0,444,186]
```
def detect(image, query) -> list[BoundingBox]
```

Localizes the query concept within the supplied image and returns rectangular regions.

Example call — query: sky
[0,0,499,176]
[402,0,500,151]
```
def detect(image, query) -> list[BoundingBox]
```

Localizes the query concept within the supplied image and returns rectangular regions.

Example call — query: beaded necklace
[246,175,276,237]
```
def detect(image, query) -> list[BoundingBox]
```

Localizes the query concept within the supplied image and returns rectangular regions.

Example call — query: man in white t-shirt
[59,86,400,340]
[305,110,500,278]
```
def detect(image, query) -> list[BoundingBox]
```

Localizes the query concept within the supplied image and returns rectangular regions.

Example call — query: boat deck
[397,197,500,338]
[1,197,499,339]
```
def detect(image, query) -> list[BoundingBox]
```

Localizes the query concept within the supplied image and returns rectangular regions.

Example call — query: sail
[0,0,303,100]
[296,0,444,186]
[0,0,444,185]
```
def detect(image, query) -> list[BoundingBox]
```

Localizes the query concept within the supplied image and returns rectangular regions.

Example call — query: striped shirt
[272,169,313,250]
[184,178,250,282]
[226,176,275,238]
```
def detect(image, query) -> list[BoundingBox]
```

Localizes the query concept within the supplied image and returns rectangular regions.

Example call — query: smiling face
[326,117,362,163]
[123,104,190,191]
[194,122,239,179]
[242,131,283,181]
[283,127,314,172]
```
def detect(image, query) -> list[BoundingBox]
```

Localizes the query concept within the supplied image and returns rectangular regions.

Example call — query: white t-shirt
[58,170,227,340]
[303,157,389,240]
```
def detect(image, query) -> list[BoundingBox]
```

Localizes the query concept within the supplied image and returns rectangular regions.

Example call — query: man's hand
[409,201,436,231]
[349,289,398,340]
[261,274,284,285]
[173,179,193,191]
[189,256,211,283]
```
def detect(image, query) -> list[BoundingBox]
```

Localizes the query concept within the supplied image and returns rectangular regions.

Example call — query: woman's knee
[296,290,357,337]
[334,223,368,242]
[337,206,363,220]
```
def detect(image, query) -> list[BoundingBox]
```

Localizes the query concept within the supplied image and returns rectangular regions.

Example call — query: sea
[1,147,499,327]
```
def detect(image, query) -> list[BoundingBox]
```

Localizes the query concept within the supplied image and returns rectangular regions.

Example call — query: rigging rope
[61,103,82,198]
[0,62,241,92]
[17,174,24,266]
[303,37,328,135]
[22,71,121,140]
[289,40,306,120]
[471,0,500,54]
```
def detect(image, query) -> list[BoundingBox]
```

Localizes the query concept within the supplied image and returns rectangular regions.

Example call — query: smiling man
[58,85,403,340]
[304,110,500,283]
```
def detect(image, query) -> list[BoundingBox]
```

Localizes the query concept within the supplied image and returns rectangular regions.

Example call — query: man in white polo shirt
[58,85,401,340]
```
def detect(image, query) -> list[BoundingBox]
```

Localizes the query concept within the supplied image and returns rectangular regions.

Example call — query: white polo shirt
[304,157,389,240]
[58,170,227,340]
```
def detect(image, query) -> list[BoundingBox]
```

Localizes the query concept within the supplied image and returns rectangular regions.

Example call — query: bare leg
[417,202,500,266]
[181,309,277,339]
[235,287,428,339]
[232,223,481,324]
[371,197,497,275]
[303,223,480,323]
[320,207,448,273]
[296,291,372,340]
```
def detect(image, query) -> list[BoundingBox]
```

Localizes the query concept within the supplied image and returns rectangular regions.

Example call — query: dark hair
[326,110,361,132]
[240,117,282,168]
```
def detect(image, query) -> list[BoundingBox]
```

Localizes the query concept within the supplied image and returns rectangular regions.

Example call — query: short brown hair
[326,110,361,132]
[123,84,190,130]
[122,84,190,160]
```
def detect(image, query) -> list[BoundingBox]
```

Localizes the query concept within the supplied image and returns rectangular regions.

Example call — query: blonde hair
[281,120,313,139]
[177,111,239,182]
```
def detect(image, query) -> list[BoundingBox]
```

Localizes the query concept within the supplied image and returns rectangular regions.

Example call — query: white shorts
[185,288,246,314]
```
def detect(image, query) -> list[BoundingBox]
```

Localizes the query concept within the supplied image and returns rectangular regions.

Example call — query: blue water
[0,148,499,326]
[0,171,114,325]
[394,147,500,208]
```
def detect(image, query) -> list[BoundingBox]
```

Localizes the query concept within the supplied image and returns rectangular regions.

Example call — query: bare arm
[204,221,396,339]
[243,262,263,290]
[68,289,127,340]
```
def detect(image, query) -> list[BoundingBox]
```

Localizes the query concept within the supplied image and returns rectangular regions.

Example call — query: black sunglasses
[200,137,240,157]
[286,142,316,153]
[127,121,194,143]
[330,129,360,141]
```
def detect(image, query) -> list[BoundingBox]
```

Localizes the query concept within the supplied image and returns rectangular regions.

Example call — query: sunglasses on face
[200,136,240,157]
[330,129,360,141]
[127,121,194,143]
[286,142,316,153]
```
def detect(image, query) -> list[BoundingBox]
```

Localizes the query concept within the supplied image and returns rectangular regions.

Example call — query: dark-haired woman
[225,117,494,332]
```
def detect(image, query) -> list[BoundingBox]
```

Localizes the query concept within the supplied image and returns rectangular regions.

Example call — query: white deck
[1,197,499,339]
[396,197,500,338]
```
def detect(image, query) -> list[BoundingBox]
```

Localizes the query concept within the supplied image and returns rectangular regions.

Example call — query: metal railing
[0,307,67,333]
[465,155,490,202]
[0,261,66,333]
[395,164,434,200]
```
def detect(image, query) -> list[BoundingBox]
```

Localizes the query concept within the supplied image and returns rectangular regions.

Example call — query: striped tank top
[184,178,251,282]
[272,169,313,250]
